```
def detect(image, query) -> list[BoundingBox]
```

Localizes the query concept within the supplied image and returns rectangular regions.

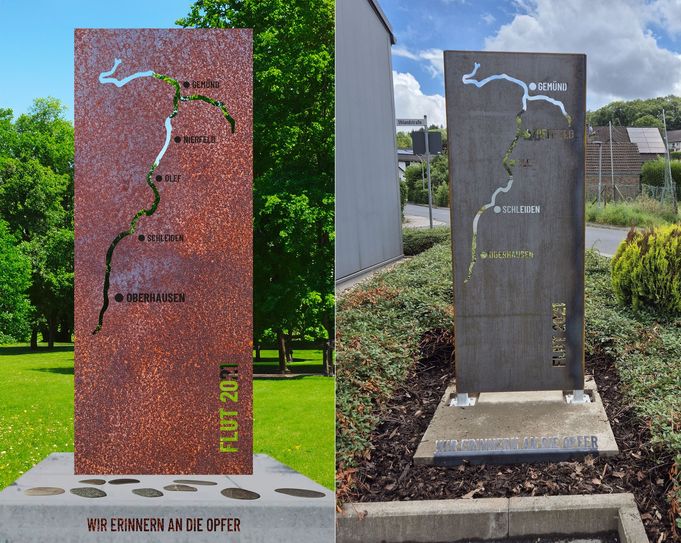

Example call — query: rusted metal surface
[74,29,252,474]
[445,51,585,393]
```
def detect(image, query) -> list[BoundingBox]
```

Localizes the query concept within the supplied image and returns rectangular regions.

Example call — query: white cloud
[653,0,681,35]
[393,71,446,127]
[392,46,444,78]
[393,46,419,61]
[484,0,681,109]
[482,13,496,25]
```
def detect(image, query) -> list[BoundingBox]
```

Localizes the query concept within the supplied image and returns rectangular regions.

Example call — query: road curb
[337,493,647,543]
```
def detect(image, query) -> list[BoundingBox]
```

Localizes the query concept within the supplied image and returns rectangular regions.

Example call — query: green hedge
[402,226,450,255]
[641,158,681,200]
[611,224,681,314]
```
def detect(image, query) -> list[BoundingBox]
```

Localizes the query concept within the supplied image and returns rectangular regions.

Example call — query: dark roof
[666,129,681,143]
[367,0,396,44]
[588,125,629,143]
[586,142,642,177]
[589,125,666,155]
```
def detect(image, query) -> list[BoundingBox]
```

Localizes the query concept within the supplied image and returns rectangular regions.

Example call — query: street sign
[397,118,426,126]
[412,130,443,155]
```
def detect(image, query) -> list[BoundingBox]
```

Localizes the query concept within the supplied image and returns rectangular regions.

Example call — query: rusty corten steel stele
[74,29,253,474]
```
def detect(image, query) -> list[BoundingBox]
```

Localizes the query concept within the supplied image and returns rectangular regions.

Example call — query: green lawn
[0,344,334,490]
[253,348,325,374]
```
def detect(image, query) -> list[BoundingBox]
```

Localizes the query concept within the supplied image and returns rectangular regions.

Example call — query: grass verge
[0,345,335,490]
[336,242,680,526]
[586,197,679,228]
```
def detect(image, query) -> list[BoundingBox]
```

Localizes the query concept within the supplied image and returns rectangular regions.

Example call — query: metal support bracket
[565,389,591,404]
[449,392,477,407]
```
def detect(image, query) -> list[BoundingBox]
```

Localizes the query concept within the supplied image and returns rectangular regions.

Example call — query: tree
[23,228,74,348]
[0,220,32,342]
[396,131,412,149]
[631,114,663,130]
[178,0,335,372]
[589,95,681,130]
[0,98,74,348]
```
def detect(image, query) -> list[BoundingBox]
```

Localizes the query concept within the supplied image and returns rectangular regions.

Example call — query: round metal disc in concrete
[79,479,106,485]
[173,479,217,486]
[221,488,260,500]
[108,478,140,485]
[132,488,163,498]
[24,487,65,496]
[70,487,107,498]
[163,484,197,492]
[275,488,326,498]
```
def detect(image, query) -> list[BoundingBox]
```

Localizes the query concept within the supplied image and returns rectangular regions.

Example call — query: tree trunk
[322,341,329,376]
[47,316,57,349]
[30,328,38,351]
[285,333,293,362]
[255,343,261,361]
[57,317,71,342]
[277,331,289,374]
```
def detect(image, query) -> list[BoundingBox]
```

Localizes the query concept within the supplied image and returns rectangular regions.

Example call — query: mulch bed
[341,328,678,542]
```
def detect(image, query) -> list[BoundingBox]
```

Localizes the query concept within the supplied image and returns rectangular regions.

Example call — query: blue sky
[0,0,194,120]
[381,0,681,126]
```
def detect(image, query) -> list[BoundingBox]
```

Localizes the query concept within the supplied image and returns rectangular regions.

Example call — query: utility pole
[424,115,433,229]
[662,109,677,213]
[594,141,603,208]
[609,121,615,204]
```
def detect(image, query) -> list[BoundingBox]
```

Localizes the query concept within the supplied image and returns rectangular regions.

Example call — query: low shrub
[336,243,453,476]
[399,180,408,218]
[611,224,681,314]
[434,183,449,207]
[402,226,450,255]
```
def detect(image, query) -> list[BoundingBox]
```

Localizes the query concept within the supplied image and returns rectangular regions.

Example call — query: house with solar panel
[667,129,681,153]
[586,125,667,201]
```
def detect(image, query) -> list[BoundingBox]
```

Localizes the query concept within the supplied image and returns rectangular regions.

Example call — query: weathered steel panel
[444,51,585,393]
[74,29,252,473]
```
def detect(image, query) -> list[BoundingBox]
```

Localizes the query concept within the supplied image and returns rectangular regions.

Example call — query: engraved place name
[535,81,568,92]
[183,135,216,144]
[527,128,574,140]
[219,363,240,453]
[497,205,541,214]
[182,80,220,89]
[435,435,598,454]
[155,174,181,182]
[480,250,534,259]
[125,293,186,303]
[141,234,184,243]
[552,302,567,367]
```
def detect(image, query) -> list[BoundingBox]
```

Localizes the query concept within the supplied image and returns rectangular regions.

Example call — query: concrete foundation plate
[414,376,618,465]
[0,453,333,542]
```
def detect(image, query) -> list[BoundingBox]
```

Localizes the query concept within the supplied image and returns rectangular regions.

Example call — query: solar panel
[626,127,666,154]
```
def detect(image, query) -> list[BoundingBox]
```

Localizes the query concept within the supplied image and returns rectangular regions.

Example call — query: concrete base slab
[0,453,333,542]
[337,494,647,543]
[414,376,618,465]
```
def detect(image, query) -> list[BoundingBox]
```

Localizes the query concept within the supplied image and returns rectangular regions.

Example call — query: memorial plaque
[445,51,585,393]
[74,29,253,473]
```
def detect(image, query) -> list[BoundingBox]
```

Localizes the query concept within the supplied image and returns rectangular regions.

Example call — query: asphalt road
[405,203,629,257]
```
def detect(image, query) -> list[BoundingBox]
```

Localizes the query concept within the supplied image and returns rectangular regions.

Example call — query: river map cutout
[74,29,253,474]
[444,51,585,393]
